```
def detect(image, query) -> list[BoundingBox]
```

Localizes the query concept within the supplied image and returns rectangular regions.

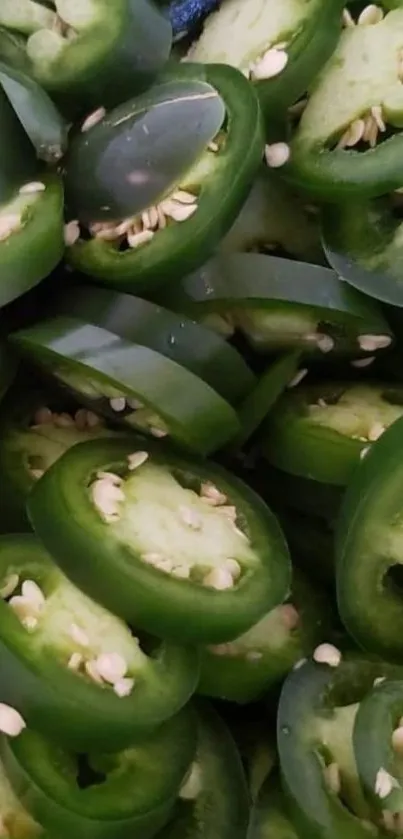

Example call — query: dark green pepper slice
[187,0,345,115]
[0,705,196,839]
[0,84,37,201]
[261,381,403,486]
[248,776,300,839]
[0,534,199,751]
[11,316,241,456]
[256,465,343,522]
[0,752,42,839]
[28,436,291,644]
[277,654,403,839]
[0,60,67,163]
[0,385,118,533]
[336,415,403,661]
[0,342,17,406]
[275,507,335,589]
[51,286,256,407]
[0,0,172,108]
[66,63,264,292]
[155,253,391,358]
[322,195,403,308]
[198,568,330,703]
[156,702,249,839]
[277,7,403,200]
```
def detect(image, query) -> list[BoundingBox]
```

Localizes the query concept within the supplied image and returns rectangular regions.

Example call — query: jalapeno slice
[186,0,345,115]
[0,705,196,839]
[156,702,249,839]
[28,437,291,644]
[155,253,392,358]
[0,753,42,839]
[0,385,118,532]
[65,63,264,292]
[11,317,241,456]
[278,654,403,839]
[261,382,403,486]
[198,569,330,703]
[51,286,256,407]
[278,6,403,200]
[0,534,199,751]
[0,0,172,107]
[336,415,403,661]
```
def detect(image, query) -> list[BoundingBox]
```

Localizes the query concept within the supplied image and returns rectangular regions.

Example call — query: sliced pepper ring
[0,705,196,839]
[261,381,403,486]
[66,63,264,292]
[10,316,241,456]
[0,534,199,751]
[336,415,403,660]
[28,437,291,644]
[51,286,256,407]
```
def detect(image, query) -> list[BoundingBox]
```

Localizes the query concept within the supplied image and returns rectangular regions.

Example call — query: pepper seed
[313,643,341,667]
[264,142,290,169]
[0,704,26,737]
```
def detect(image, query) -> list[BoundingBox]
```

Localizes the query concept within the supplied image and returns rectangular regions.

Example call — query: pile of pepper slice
[6,1,403,838]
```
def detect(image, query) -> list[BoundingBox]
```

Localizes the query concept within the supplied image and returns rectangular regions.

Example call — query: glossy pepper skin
[66,63,264,293]
[0,534,199,752]
[336,416,403,662]
[27,437,291,645]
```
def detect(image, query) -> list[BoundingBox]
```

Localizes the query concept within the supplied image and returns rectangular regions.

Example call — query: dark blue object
[168,0,218,38]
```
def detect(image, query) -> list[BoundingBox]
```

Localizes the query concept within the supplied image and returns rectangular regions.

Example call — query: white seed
[251,48,288,80]
[367,422,385,442]
[141,552,164,566]
[91,478,125,519]
[179,506,202,530]
[74,408,88,430]
[53,412,75,428]
[358,4,384,25]
[223,558,241,579]
[171,566,190,579]
[85,411,102,428]
[9,596,39,622]
[22,616,38,632]
[358,334,392,352]
[293,658,307,670]
[360,447,370,460]
[114,677,135,698]
[85,660,104,684]
[33,406,53,425]
[342,8,355,27]
[21,580,45,609]
[127,451,149,470]
[0,704,26,737]
[163,201,198,222]
[313,643,342,667]
[317,334,335,354]
[96,471,123,486]
[246,651,263,662]
[95,652,127,685]
[172,189,198,205]
[280,603,300,630]
[64,220,80,246]
[203,567,234,590]
[68,652,83,671]
[208,140,219,152]
[0,214,22,241]
[392,726,403,754]
[180,763,202,800]
[351,356,376,368]
[19,181,46,195]
[233,525,249,542]
[127,398,144,410]
[30,469,45,480]
[127,229,154,249]
[375,768,398,799]
[0,574,19,600]
[337,119,365,149]
[200,482,227,506]
[81,107,106,132]
[109,396,126,412]
[371,105,386,133]
[288,368,308,388]
[374,677,386,686]
[264,142,290,169]
[68,623,90,647]
[325,762,341,795]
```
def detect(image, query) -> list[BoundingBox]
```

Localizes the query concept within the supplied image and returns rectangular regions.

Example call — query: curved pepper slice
[277,7,403,200]
[198,568,330,703]
[156,702,249,839]
[52,286,256,407]
[155,253,392,358]
[322,195,403,308]
[261,381,403,486]
[0,705,196,839]
[186,0,345,115]
[248,776,300,839]
[11,316,241,456]
[277,654,403,839]
[0,385,118,532]
[66,63,264,292]
[28,437,291,644]
[0,0,172,107]
[0,534,199,751]
[336,415,403,661]
[0,753,42,839]
[0,174,64,309]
